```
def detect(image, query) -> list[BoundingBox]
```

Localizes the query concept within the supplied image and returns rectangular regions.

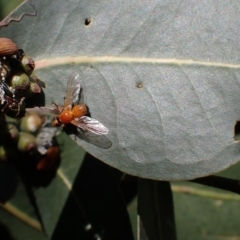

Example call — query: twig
[189,175,240,194]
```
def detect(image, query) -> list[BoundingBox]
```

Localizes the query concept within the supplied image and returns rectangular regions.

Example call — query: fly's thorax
[72,104,88,118]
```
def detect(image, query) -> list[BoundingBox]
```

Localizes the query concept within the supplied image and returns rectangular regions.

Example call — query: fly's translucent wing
[26,105,60,115]
[71,116,109,135]
[50,102,64,114]
[63,124,112,149]
[74,130,112,149]
[64,73,81,109]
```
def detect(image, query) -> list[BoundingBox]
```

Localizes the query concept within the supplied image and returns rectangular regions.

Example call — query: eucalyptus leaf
[1,0,240,180]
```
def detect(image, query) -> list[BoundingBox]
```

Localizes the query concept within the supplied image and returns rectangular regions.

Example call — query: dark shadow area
[0,161,18,203]
[14,148,60,188]
[85,18,91,26]
[25,88,45,108]
[0,115,19,203]
[119,175,138,205]
[18,176,46,233]
[190,175,240,194]
[0,222,16,240]
[138,180,177,240]
[52,153,136,240]
[234,121,240,141]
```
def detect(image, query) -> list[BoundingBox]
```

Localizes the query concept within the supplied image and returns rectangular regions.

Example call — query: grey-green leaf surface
[1,0,240,180]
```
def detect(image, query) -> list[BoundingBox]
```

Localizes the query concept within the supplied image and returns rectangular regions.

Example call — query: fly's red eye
[59,110,73,123]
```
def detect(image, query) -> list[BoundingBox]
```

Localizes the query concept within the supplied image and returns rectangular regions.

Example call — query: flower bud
[10,72,30,90]
[20,112,43,134]
[30,75,46,88]
[17,132,37,152]
[30,82,41,93]
[20,55,35,76]
[7,124,19,141]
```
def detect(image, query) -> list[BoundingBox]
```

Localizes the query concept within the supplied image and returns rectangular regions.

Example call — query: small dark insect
[50,74,108,135]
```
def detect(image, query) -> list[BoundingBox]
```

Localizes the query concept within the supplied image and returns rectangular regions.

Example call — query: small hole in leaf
[234,121,240,141]
[85,18,91,26]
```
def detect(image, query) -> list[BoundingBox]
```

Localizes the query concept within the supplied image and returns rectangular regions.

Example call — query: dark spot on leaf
[136,82,143,88]
[234,121,240,141]
[85,18,91,26]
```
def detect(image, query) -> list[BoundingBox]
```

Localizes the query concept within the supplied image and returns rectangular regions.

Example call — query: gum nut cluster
[0,38,44,116]
[0,111,60,171]
[0,38,58,171]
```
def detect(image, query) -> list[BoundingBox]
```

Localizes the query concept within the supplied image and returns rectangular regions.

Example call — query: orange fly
[50,74,108,135]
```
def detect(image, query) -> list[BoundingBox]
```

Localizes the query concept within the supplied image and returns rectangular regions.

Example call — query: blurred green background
[0,0,23,20]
